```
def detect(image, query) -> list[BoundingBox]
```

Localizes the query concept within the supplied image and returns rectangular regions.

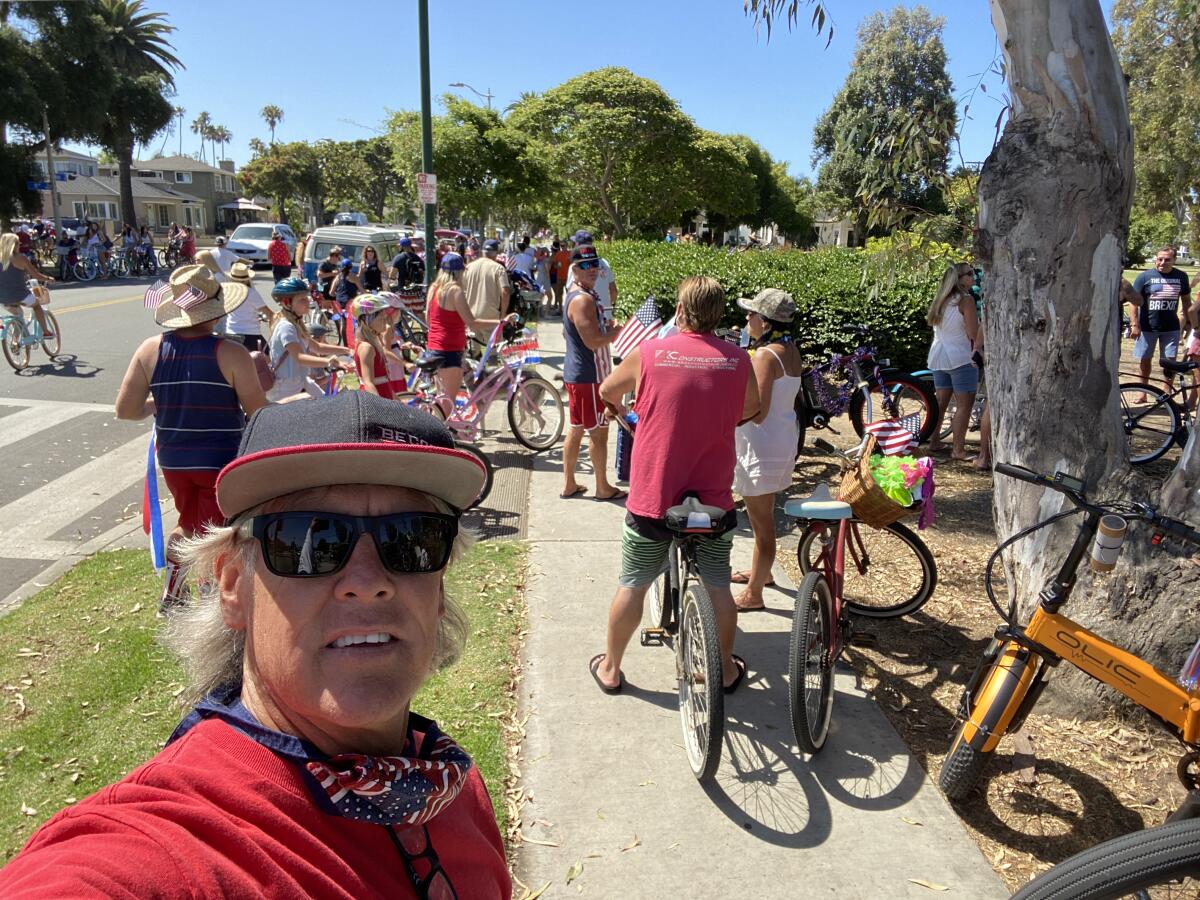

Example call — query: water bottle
[1179,637,1200,694]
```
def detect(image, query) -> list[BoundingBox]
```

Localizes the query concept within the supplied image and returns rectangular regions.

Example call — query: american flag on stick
[611,297,662,359]
[863,412,924,456]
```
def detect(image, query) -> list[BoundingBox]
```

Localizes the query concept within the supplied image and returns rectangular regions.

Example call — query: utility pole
[42,107,61,235]
[418,0,436,288]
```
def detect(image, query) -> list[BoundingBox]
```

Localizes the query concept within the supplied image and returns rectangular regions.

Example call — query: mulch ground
[779,424,1193,895]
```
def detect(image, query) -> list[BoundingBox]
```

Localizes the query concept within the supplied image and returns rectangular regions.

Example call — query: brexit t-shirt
[1134,267,1190,332]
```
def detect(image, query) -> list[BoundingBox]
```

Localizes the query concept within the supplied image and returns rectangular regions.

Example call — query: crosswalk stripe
[0,431,150,559]
[0,405,95,451]
[0,397,114,412]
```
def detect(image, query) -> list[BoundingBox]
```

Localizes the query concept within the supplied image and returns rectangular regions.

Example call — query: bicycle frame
[1,307,41,345]
[805,518,851,657]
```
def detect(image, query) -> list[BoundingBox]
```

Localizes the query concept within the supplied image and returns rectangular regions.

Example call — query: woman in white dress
[732,289,805,612]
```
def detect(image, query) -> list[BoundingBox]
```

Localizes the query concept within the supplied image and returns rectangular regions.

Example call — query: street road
[0,274,220,607]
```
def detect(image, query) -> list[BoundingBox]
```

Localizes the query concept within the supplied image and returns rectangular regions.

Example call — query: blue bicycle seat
[784,483,853,521]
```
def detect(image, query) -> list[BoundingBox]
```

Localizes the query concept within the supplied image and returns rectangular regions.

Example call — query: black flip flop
[724,655,748,694]
[589,653,623,694]
[595,488,627,503]
[560,485,588,499]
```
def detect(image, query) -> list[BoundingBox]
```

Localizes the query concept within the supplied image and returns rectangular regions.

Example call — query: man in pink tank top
[591,277,759,694]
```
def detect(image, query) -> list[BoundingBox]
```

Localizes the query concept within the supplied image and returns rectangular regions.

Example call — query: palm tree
[191,111,212,163]
[174,105,185,155]
[248,137,266,157]
[213,125,232,162]
[261,105,283,144]
[93,0,183,228]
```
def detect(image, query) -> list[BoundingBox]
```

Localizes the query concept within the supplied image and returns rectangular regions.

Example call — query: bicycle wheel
[2,321,30,370]
[647,542,680,633]
[797,520,936,618]
[849,372,939,445]
[454,442,493,510]
[76,257,96,281]
[677,581,724,780]
[789,571,834,754]
[508,374,564,451]
[938,394,956,441]
[1011,817,1200,900]
[1120,383,1181,465]
[144,253,158,276]
[939,735,993,801]
[40,311,61,358]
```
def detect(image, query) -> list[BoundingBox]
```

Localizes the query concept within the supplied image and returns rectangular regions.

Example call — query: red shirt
[628,332,751,518]
[426,284,467,352]
[0,719,511,899]
[268,238,292,266]
[356,344,398,400]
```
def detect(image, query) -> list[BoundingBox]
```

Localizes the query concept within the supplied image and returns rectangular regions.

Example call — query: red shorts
[566,383,607,430]
[162,469,223,535]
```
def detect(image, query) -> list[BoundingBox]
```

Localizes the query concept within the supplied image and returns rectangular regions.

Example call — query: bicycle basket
[499,329,540,366]
[838,436,917,529]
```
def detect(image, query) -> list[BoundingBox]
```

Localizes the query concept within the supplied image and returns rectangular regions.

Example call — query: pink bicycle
[403,320,565,451]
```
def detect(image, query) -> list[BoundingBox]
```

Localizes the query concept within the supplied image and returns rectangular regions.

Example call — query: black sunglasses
[576,260,600,270]
[238,511,458,578]
[389,825,458,899]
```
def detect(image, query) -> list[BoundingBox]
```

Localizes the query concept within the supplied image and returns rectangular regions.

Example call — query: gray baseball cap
[737,288,796,323]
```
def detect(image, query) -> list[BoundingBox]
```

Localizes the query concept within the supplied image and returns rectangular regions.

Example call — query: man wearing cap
[211,235,238,273]
[564,230,618,327]
[561,245,624,502]
[463,238,511,342]
[389,237,425,289]
[0,393,511,899]
[116,265,268,608]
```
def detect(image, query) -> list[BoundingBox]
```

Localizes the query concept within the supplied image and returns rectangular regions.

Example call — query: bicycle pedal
[849,632,879,648]
[640,628,666,647]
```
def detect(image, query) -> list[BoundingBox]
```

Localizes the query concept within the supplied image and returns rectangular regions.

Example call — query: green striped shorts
[619,524,734,589]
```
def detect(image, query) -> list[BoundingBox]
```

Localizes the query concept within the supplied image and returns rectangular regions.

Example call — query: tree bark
[981,0,1200,714]
[117,139,137,228]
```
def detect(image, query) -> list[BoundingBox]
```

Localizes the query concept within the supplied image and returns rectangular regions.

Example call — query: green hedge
[600,241,939,370]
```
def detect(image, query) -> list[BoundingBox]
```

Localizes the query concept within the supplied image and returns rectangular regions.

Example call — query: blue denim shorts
[931,363,979,394]
[1132,330,1180,362]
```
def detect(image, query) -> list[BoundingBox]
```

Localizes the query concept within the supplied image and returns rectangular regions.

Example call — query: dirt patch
[782,430,1194,894]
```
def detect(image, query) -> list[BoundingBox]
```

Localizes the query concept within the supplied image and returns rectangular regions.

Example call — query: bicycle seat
[784,483,853,521]
[1161,358,1198,374]
[414,351,443,372]
[664,496,728,535]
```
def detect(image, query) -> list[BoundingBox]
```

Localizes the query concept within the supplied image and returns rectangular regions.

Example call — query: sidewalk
[513,319,1007,898]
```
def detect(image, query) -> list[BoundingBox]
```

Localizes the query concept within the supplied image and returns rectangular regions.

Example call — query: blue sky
[68,0,1009,178]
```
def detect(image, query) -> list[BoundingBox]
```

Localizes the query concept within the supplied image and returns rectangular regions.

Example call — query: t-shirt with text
[1134,267,1191,332]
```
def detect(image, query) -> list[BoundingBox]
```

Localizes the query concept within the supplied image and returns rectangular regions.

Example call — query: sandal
[560,485,588,499]
[731,570,775,587]
[724,655,748,694]
[589,653,623,694]
[595,488,627,502]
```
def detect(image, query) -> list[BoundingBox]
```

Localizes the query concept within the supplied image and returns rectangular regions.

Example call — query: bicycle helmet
[375,291,404,309]
[351,295,385,319]
[271,276,311,298]
[440,252,465,272]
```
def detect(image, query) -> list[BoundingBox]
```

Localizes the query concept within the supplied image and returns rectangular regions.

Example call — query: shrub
[600,241,939,370]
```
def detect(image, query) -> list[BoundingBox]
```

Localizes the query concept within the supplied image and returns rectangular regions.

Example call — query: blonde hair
[0,233,17,270]
[431,267,463,295]
[927,263,973,326]
[355,309,389,361]
[167,486,474,706]
[676,275,725,333]
[270,295,311,342]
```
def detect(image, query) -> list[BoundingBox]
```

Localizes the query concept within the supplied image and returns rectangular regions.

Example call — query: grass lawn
[0,540,527,860]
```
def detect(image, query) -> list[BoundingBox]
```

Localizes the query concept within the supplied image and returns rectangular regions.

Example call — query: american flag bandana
[863,412,923,456]
[611,296,662,359]
[144,279,207,311]
[168,688,474,828]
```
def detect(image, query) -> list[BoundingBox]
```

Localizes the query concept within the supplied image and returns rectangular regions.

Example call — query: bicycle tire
[797,520,937,618]
[1119,383,1181,465]
[938,394,956,442]
[453,442,493,510]
[789,571,834,753]
[507,375,564,451]
[40,311,61,358]
[76,258,96,281]
[849,372,939,445]
[938,734,993,801]
[677,581,724,780]
[2,321,29,370]
[1010,817,1200,899]
[648,543,680,633]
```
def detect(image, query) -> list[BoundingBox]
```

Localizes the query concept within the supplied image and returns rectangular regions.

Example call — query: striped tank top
[150,333,244,471]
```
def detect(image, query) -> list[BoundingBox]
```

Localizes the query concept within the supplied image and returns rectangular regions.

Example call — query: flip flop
[595,488,627,502]
[731,571,776,587]
[560,485,588,499]
[589,653,623,694]
[724,655,747,694]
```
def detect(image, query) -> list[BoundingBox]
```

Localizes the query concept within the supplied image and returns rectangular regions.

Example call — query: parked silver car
[226,223,297,266]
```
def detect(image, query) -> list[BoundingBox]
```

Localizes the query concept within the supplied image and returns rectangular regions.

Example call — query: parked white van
[300,226,406,282]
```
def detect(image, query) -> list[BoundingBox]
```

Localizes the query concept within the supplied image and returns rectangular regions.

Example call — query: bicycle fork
[953,637,1048,754]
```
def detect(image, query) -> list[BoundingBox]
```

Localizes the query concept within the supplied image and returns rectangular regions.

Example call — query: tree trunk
[275,195,288,227]
[117,140,138,228]
[981,0,1200,715]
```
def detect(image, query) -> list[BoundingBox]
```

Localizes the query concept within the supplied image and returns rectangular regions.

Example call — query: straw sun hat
[150,264,249,329]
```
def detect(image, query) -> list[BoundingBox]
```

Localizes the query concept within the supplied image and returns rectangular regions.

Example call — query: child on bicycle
[351,295,407,400]
[266,277,348,402]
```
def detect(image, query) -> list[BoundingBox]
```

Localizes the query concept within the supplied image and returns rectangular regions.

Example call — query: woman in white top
[732,289,804,612]
[926,262,980,459]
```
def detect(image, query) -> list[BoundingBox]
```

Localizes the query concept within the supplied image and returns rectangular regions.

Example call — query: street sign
[417,173,437,205]
[26,181,50,191]
[54,172,69,182]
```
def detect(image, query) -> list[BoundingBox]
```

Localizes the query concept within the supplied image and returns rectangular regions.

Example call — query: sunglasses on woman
[237,511,458,578]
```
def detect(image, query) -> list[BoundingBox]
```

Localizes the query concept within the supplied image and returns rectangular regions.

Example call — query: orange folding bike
[940,462,1200,800]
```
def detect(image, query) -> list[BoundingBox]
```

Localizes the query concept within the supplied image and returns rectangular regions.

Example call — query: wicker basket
[838,435,917,529]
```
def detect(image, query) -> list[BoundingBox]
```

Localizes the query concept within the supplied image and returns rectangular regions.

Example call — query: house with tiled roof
[36,175,207,234]
[98,155,242,234]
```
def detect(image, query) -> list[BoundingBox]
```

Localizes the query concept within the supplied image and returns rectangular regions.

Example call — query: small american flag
[611,297,662,359]
[144,280,206,311]
[863,412,924,456]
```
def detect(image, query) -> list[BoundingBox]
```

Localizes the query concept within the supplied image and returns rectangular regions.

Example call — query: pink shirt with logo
[628,332,751,519]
